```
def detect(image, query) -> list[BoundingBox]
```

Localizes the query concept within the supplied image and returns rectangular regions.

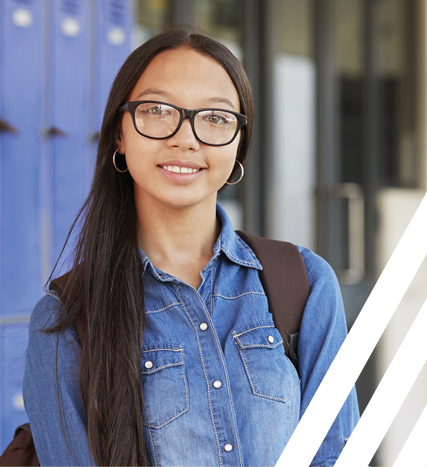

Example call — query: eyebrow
[207,97,237,111]
[135,88,172,100]
[134,88,238,111]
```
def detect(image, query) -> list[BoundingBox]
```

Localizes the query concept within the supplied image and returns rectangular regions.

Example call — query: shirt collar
[139,203,262,278]
[214,203,262,270]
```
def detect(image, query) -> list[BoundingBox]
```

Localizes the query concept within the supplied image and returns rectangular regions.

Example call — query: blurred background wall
[0,0,426,465]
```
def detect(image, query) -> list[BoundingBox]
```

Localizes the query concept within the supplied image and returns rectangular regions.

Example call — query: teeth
[163,166,199,174]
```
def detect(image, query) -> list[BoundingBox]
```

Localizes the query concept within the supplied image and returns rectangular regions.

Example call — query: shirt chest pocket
[233,323,300,403]
[141,344,189,428]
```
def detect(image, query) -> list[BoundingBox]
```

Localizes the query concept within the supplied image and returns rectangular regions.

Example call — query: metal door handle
[330,183,365,284]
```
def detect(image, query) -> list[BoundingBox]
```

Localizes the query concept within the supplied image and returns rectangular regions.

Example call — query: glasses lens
[195,110,238,145]
[134,102,180,138]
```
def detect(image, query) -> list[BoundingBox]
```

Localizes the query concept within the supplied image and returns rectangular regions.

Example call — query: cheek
[224,140,240,168]
[124,143,155,182]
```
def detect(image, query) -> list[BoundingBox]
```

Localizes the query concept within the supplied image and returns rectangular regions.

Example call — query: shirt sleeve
[296,246,360,467]
[23,292,94,466]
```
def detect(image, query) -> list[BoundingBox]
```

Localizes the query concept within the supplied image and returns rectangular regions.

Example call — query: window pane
[193,0,243,60]
[377,0,418,188]
[133,0,170,48]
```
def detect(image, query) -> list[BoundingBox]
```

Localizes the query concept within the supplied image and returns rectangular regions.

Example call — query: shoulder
[29,291,64,333]
[296,246,347,343]
[296,245,341,296]
[25,293,80,395]
[27,291,79,362]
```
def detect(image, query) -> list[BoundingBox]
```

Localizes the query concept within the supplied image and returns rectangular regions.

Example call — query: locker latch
[44,126,68,138]
[0,119,18,135]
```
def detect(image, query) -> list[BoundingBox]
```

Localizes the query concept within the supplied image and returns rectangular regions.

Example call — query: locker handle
[88,132,100,143]
[0,118,18,135]
[330,183,365,285]
[44,126,68,138]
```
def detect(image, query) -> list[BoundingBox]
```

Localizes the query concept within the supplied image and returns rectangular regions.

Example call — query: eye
[137,103,173,117]
[149,104,169,115]
[203,112,230,125]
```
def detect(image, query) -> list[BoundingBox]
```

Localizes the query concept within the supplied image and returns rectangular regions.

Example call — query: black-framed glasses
[118,101,247,146]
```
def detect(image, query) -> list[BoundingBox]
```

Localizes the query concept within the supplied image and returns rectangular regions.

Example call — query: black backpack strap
[235,231,310,372]
[49,270,72,300]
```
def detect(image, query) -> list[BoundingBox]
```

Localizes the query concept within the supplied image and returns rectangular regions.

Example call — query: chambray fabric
[23,204,359,466]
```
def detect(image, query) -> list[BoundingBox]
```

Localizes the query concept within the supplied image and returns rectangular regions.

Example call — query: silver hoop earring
[113,149,128,173]
[225,160,244,185]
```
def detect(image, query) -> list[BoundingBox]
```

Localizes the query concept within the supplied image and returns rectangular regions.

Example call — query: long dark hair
[47,25,254,466]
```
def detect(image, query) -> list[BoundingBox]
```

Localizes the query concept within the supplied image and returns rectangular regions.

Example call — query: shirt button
[224,443,233,452]
[267,335,275,344]
[212,380,222,389]
[144,361,153,369]
[199,322,208,331]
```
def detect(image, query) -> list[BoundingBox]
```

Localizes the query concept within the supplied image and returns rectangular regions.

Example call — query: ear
[116,128,126,154]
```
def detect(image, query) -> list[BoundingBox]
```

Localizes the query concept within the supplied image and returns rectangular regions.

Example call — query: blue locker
[94,0,132,132]
[0,0,45,319]
[48,0,91,270]
[0,323,29,449]
[0,0,44,450]
[0,0,133,453]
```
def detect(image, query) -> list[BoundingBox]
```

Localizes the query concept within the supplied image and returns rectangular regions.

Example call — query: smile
[162,166,200,174]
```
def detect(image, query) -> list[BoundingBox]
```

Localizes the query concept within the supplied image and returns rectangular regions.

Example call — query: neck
[135,195,220,286]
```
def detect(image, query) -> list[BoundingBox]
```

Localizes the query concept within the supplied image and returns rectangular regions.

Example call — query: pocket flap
[233,324,283,349]
[141,345,183,374]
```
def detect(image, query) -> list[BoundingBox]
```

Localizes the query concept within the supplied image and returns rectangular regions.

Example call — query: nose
[166,116,200,151]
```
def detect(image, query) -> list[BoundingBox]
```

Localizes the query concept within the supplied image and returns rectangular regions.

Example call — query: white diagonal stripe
[392,405,427,467]
[276,193,427,467]
[334,299,427,466]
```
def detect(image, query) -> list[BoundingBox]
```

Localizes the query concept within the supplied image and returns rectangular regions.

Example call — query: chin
[159,192,217,211]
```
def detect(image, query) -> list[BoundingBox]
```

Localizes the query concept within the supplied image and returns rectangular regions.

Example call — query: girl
[23,26,359,466]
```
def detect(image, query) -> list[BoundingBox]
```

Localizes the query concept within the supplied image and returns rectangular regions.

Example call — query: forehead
[129,48,240,109]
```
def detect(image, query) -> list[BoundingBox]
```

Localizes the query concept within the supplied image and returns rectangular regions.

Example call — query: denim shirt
[23,204,359,467]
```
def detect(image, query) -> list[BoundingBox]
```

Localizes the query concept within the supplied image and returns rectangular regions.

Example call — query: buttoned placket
[169,258,244,467]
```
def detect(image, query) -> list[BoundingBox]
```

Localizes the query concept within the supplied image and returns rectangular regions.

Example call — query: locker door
[0,0,44,450]
[48,0,91,271]
[93,0,132,134]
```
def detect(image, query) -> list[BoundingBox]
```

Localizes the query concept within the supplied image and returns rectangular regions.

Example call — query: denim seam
[142,346,189,429]
[142,256,150,270]
[146,302,181,314]
[143,403,188,429]
[143,364,189,429]
[234,235,260,267]
[190,287,245,467]
[141,347,182,353]
[210,263,214,317]
[235,341,300,403]
[221,243,258,267]
[233,324,275,337]
[212,292,265,300]
[235,341,283,349]
[172,283,224,467]
[147,426,159,466]
[182,357,189,431]
[141,361,183,375]
[46,291,63,305]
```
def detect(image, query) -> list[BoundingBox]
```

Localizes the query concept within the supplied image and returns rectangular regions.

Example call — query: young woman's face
[117,47,241,212]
